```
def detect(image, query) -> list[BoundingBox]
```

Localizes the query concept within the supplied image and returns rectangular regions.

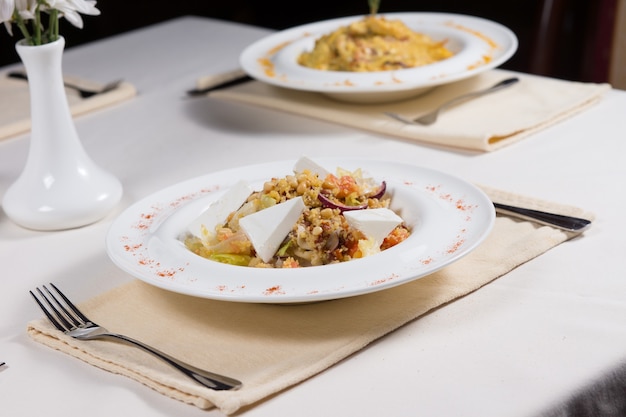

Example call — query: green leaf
[276,239,293,257]
[368,0,381,15]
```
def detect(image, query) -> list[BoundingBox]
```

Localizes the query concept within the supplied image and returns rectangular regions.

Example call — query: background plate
[240,12,518,102]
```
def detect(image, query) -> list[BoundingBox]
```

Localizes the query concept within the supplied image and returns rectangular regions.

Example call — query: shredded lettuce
[209,253,251,266]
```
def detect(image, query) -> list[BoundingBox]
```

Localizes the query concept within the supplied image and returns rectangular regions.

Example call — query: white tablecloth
[1,16,626,417]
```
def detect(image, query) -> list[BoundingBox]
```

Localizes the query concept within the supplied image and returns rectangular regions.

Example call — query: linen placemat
[209,69,610,152]
[0,71,136,141]
[27,187,594,414]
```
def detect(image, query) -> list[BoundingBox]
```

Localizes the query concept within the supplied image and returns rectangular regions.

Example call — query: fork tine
[40,286,77,329]
[41,285,85,329]
[30,288,70,331]
[49,283,91,324]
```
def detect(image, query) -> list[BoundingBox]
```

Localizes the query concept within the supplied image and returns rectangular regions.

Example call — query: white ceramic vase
[2,37,122,231]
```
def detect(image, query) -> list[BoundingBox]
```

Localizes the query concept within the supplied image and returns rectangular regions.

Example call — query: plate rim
[106,157,495,303]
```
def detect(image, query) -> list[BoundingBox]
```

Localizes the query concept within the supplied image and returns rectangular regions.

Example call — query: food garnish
[368,0,381,15]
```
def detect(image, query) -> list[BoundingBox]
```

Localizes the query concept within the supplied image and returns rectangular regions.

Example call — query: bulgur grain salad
[184,161,410,268]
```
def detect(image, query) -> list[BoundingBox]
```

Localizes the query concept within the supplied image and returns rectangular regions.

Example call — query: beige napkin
[27,187,594,414]
[0,71,136,141]
[209,69,610,152]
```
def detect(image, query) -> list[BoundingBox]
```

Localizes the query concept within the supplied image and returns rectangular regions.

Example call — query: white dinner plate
[106,158,495,303]
[240,12,518,103]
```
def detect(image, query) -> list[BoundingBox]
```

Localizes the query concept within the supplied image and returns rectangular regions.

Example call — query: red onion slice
[317,181,387,212]
[317,193,368,212]
[368,181,386,199]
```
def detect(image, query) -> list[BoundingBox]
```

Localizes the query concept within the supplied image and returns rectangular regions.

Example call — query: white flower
[0,0,15,23]
[67,0,100,15]
[1,0,15,35]
[47,0,100,29]
[1,0,100,43]
[15,0,35,19]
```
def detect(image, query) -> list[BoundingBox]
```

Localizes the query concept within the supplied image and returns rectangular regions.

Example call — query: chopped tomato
[324,174,360,198]
[381,226,410,250]
[344,238,360,257]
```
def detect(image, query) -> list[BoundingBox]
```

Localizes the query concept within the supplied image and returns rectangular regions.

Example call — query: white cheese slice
[187,180,251,239]
[239,197,305,263]
[293,156,329,178]
[343,208,403,247]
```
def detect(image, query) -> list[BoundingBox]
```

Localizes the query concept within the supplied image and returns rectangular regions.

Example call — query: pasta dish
[298,15,454,72]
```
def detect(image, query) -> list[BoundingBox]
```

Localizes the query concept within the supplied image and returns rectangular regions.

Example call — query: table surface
[1,16,626,417]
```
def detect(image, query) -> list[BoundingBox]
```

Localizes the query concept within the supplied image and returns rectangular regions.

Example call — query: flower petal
[59,9,84,28]
[0,0,16,22]
[3,20,13,35]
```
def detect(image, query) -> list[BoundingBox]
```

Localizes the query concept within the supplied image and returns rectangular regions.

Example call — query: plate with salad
[106,157,495,303]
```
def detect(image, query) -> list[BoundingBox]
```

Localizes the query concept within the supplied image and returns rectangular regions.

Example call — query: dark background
[0,0,618,83]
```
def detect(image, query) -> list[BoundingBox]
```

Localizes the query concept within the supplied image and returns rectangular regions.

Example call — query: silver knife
[493,202,591,233]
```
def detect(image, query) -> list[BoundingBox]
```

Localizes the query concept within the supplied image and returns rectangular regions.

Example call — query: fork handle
[8,71,95,98]
[98,333,242,390]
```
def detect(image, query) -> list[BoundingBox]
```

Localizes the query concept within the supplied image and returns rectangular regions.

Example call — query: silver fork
[30,283,242,391]
[8,71,123,98]
[385,77,519,126]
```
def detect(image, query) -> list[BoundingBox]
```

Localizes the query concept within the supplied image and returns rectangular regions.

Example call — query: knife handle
[7,71,28,81]
[186,75,253,96]
[493,202,591,233]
